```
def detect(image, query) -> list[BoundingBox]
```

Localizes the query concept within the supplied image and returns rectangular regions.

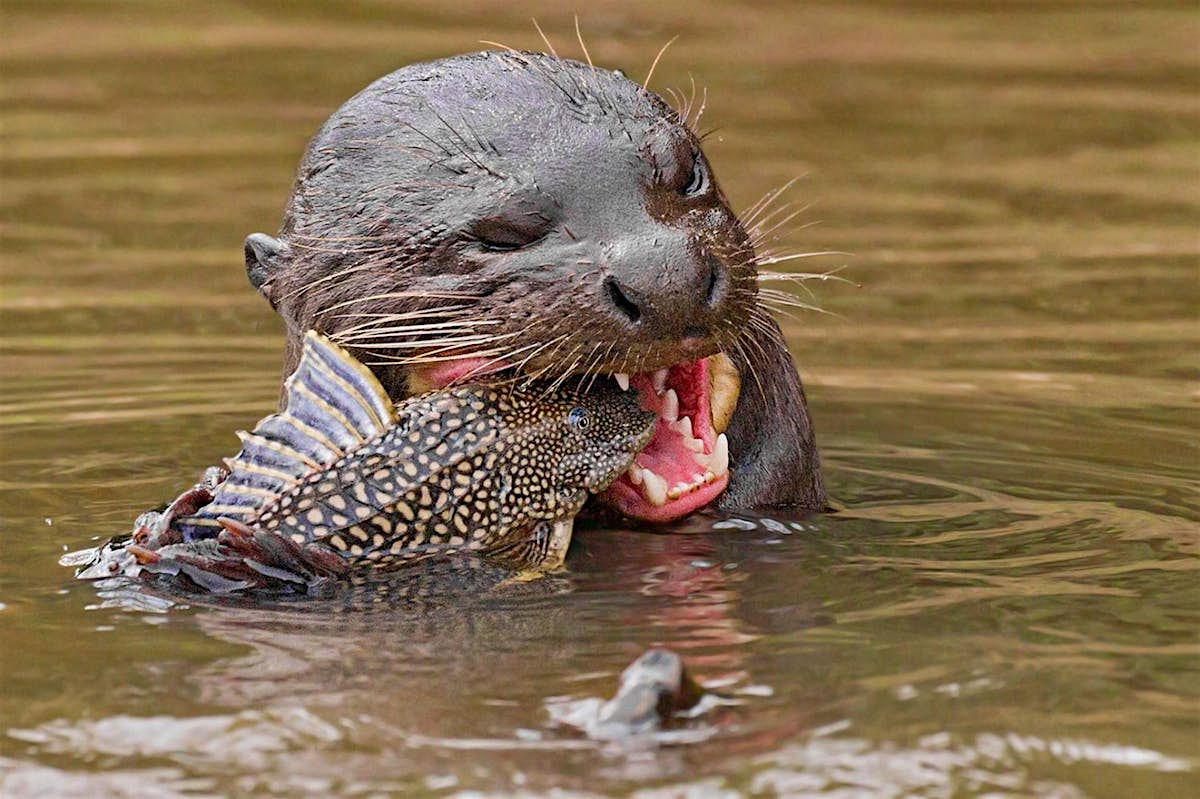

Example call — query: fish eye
[567,407,590,431]
[682,151,709,198]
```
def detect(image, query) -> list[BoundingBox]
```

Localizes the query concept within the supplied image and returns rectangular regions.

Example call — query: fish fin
[176,331,395,537]
[486,518,574,571]
[127,518,345,594]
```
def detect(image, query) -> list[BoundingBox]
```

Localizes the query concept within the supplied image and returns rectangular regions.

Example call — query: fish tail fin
[175,331,395,538]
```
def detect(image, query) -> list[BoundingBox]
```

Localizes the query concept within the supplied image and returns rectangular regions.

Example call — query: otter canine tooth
[712,433,729,476]
[628,463,644,486]
[670,416,694,439]
[642,470,668,506]
[662,389,679,422]
[615,373,631,392]
[652,369,668,395]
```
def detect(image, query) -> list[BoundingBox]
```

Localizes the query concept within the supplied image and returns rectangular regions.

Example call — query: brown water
[2,2,1198,796]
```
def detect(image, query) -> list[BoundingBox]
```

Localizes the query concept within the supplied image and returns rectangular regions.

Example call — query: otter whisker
[643,35,679,90]
[333,325,501,345]
[545,343,585,395]
[741,176,802,228]
[478,333,571,386]
[329,314,479,339]
[425,106,505,178]
[726,324,768,402]
[756,268,857,303]
[437,336,563,386]
[508,325,571,378]
[519,333,575,389]
[354,333,522,364]
[748,203,813,246]
[480,43,592,114]
[691,84,708,132]
[336,334,519,352]
[336,316,504,338]
[573,342,609,393]
[756,252,849,266]
[758,288,831,315]
[278,261,386,302]
[359,349,514,367]
[582,340,619,393]
[532,18,560,59]
[317,291,481,317]
[749,219,823,254]
[328,306,475,328]
[574,15,594,70]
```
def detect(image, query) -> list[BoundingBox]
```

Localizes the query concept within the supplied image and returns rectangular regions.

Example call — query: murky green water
[2,2,1197,796]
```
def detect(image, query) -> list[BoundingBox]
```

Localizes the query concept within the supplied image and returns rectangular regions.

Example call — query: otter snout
[601,233,730,342]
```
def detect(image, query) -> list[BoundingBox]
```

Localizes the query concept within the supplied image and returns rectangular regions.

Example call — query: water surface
[1,2,1197,796]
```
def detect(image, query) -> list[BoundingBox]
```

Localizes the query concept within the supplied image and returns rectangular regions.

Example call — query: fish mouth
[412,352,740,524]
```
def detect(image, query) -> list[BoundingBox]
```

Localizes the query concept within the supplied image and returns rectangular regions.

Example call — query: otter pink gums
[243,50,826,521]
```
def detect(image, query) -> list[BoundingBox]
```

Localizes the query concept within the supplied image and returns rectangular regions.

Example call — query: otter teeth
[641,469,668,506]
[625,430,730,506]
[614,373,630,391]
[670,416,693,438]
[662,389,679,422]
[711,433,729,476]
[652,369,669,395]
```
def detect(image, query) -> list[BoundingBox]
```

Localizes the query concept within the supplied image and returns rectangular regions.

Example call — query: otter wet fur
[243,49,827,523]
[80,331,654,593]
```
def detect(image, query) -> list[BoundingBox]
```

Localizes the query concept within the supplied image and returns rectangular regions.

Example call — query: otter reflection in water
[242,50,826,523]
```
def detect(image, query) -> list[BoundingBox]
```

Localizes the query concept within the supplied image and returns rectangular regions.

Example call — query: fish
[79,330,655,592]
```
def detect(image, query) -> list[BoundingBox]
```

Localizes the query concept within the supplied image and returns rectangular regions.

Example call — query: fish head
[508,381,655,505]
[556,382,657,497]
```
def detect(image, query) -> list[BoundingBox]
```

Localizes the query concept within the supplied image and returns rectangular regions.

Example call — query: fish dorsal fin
[175,331,395,538]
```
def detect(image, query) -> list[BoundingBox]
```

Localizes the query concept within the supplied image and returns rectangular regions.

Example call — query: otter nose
[602,248,727,338]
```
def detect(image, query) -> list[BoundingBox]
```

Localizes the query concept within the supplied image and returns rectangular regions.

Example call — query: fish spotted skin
[87,331,654,591]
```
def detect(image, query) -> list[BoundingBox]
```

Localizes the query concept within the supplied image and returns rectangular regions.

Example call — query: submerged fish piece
[547,648,708,741]
[83,331,654,592]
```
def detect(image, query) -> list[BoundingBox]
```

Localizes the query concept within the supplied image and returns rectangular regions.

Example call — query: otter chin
[244,50,827,523]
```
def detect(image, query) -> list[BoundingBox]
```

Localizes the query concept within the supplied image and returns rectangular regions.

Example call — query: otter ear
[244,233,287,305]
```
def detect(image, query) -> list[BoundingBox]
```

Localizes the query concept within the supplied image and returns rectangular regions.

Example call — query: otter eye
[471,217,546,252]
[682,152,709,198]
[567,407,590,432]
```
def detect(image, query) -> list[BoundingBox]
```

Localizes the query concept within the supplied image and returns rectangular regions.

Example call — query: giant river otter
[242,50,825,523]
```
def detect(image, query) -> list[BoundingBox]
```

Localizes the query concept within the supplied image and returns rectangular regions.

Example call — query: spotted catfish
[83,331,654,592]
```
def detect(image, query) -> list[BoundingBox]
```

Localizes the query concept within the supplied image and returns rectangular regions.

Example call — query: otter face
[247,51,824,522]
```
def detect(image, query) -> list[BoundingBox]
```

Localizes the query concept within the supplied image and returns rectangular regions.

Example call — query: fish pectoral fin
[539,518,574,571]
[486,517,575,572]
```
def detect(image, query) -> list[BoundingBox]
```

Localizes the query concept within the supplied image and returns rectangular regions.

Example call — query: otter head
[247,51,822,522]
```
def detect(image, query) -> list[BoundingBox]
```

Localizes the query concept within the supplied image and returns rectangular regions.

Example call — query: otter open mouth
[603,357,736,522]
[413,353,740,524]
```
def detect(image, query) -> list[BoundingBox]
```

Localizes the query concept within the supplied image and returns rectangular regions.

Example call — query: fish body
[83,331,653,591]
